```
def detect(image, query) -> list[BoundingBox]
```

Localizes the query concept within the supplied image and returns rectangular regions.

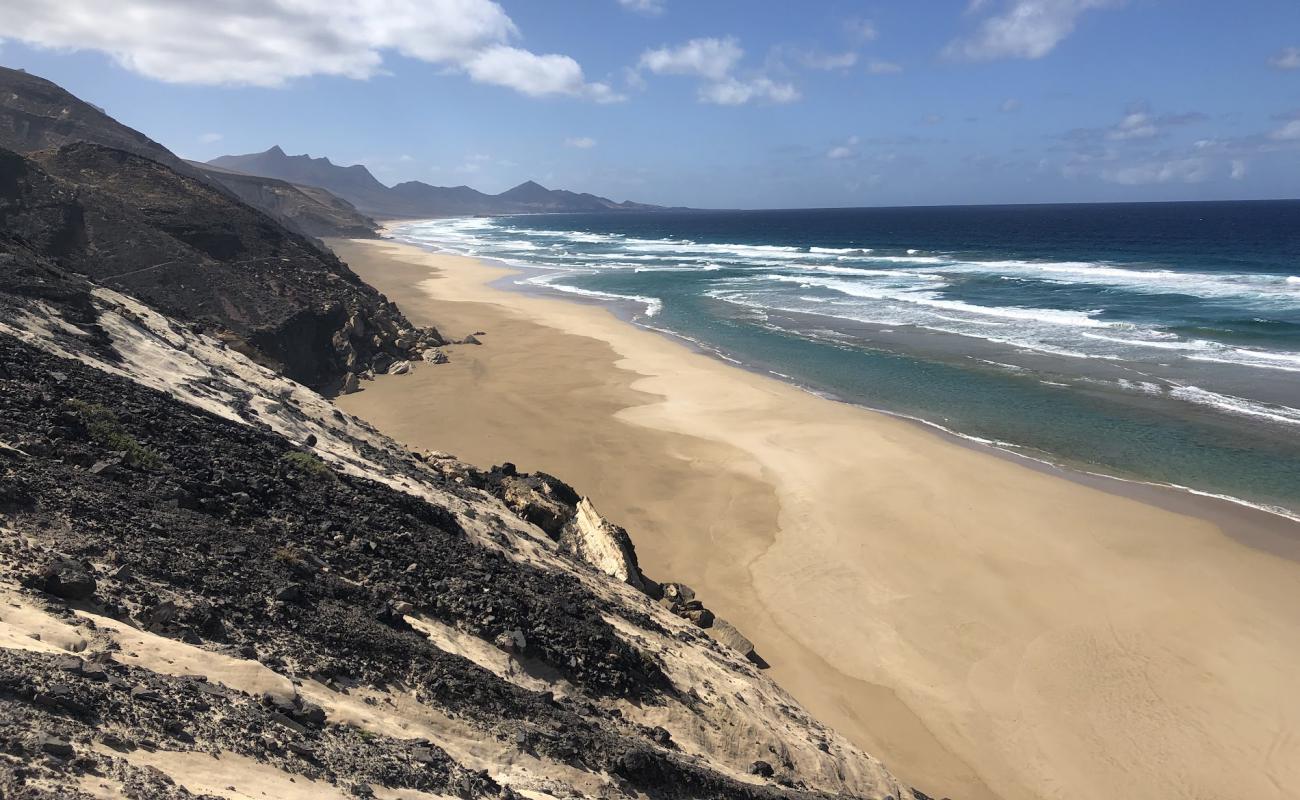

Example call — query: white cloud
[698,77,799,106]
[1108,111,1157,140]
[1103,157,1209,185]
[1230,159,1247,180]
[945,0,1121,61]
[618,0,665,15]
[1270,120,1300,141]
[999,98,1022,112]
[639,36,797,106]
[639,37,743,81]
[198,132,223,143]
[845,18,878,42]
[565,136,597,149]
[867,60,903,75]
[827,136,860,159]
[922,113,944,125]
[0,0,616,100]
[464,45,623,101]
[1269,46,1300,70]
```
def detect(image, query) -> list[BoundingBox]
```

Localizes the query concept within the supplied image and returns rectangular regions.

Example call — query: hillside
[191,160,379,239]
[1,142,437,389]
[211,146,671,218]
[0,66,372,239]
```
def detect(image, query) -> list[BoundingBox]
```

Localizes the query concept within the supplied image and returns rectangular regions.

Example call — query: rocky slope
[0,67,195,179]
[0,67,372,240]
[190,161,379,239]
[0,245,930,799]
[1,143,439,390]
[210,147,673,219]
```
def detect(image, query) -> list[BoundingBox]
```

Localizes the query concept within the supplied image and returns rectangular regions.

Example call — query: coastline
[331,235,1300,800]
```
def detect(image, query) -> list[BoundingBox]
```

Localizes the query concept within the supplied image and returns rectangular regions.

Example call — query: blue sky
[3,0,1299,208]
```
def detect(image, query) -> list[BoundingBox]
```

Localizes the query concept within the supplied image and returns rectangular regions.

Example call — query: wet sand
[332,236,1300,800]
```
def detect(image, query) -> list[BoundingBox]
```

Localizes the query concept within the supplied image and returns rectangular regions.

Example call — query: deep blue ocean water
[392,202,1300,518]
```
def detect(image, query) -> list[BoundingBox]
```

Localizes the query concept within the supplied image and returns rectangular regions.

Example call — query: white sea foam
[759,274,1110,328]
[523,274,663,317]
[810,246,874,255]
[1168,385,1300,426]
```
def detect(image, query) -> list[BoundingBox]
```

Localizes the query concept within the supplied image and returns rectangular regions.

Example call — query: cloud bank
[0,0,620,100]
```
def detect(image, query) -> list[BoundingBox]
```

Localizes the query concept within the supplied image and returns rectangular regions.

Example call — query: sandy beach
[332,236,1300,800]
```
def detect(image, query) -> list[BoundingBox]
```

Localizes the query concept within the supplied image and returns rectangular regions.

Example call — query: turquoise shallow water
[392,202,1300,518]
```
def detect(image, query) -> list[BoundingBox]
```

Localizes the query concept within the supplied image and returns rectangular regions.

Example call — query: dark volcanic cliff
[1,143,439,389]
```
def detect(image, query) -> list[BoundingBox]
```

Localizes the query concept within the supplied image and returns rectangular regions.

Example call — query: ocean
[390,202,1300,519]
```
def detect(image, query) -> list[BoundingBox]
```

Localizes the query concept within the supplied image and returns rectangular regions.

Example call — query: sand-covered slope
[0,250,924,799]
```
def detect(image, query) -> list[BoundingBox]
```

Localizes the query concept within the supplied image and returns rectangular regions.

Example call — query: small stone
[748,760,774,778]
[391,601,415,616]
[130,685,162,703]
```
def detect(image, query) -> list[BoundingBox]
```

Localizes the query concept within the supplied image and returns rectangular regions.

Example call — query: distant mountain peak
[209,146,673,218]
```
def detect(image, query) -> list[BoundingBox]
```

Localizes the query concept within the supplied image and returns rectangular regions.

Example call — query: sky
[2,0,1299,208]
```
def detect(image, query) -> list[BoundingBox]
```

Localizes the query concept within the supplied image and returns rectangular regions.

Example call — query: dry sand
[332,237,1300,800]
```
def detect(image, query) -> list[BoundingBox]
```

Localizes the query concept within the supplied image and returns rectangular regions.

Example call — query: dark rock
[749,760,774,778]
[40,560,96,600]
[38,734,74,758]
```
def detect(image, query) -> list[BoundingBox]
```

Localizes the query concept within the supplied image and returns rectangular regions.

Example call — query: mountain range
[209,146,676,219]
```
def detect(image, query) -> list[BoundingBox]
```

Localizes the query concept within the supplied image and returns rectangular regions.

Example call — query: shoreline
[331,235,1300,800]
[384,222,1300,528]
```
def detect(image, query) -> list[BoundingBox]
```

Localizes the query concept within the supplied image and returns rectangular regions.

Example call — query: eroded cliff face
[0,247,926,799]
[0,144,440,391]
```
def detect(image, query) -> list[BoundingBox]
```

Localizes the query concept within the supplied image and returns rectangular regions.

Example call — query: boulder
[559,498,646,593]
[422,348,449,364]
[40,559,96,601]
[38,734,74,758]
[709,618,757,662]
[388,360,411,375]
[749,760,774,778]
[498,476,573,538]
[340,373,361,394]
[662,582,695,605]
